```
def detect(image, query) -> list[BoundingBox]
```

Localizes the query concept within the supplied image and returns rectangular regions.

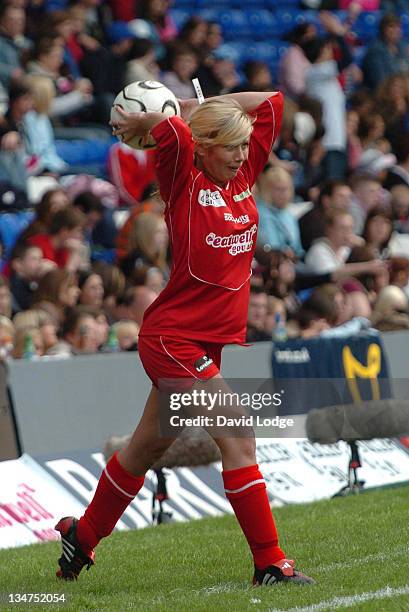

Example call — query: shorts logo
[194,355,214,373]
[224,212,250,224]
[198,189,226,208]
[206,224,257,256]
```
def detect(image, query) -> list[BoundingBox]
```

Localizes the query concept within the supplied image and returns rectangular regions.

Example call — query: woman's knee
[217,435,257,464]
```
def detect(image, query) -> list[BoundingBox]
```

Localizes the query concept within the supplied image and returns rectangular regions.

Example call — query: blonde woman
[22,75,68,174]
[118,211,169,279]
[256,165,304,258]
[54,91,313,586]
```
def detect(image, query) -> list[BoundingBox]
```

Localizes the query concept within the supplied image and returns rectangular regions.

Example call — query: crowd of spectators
[0,0,408,359]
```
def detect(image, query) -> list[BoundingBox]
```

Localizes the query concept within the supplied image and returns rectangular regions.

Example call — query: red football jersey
[140,93,284,344]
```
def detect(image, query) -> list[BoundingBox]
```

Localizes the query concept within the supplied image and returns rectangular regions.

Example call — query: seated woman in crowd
[256,166,304,259]
[117,211,169,283]
[23,75,69,176]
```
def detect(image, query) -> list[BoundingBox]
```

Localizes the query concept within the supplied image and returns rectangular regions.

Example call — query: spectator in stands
[27,206,85,272]
[32,269,80,324]
[246,286,270,342]
[299,179,352,251]
[12,325,44,359]
[161,44,198,99]
[256,166,304,259]
[13,308,58,354]
[362,207,393,258]
[205,21,223,57]
[76,304,109,349]
[384,135,409,190]
[125,38,159,85]
[347,244,389,303]
[19,188,70,243]
[0,314,14,360]
[0,3,30,89]
[118,211,169,281]
[371,284,409,331]
[376,74,409,137]
[144,266,165,294]
[303,37,347,179]
[112,319,139,351]
[9,243,43,313]
[23,75,69,176]
[70,0,111,46]
[389,257,409,297]
[92,261,126,323]
[391,185,409,234]
[261,250,299,318]
[296,286,339,339]
[195,46,240,97]
[0,276,12,319]
[47,307,100,356]
[278,23,315,99]
[72,190,108,260]
[362,14,409,91]
[356,147,397,184]
[349,173,383,234]
[113,285,156,327]
[138,0,177,45]
[236,61,274,93]
[175,16,208,62]
[26,34,94,122]
[0,81,33,191]
[305,209,380,275]
[78,270,104,308]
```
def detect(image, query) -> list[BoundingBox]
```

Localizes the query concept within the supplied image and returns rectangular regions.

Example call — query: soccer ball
[111,80,180,150]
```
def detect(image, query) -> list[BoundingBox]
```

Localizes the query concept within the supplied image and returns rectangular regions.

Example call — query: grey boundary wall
[3,331,408,458]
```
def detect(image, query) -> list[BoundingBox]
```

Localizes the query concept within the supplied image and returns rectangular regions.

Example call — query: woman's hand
[110,106,146,142]
[110,106,165,144]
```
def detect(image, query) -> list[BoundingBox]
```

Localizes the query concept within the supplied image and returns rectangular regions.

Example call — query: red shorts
[138,335,223,389]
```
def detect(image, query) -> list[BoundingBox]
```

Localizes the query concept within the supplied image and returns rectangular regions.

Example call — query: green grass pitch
[0,485,408,611]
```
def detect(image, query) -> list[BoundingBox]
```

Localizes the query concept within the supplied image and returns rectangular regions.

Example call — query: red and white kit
[138,93,284,385]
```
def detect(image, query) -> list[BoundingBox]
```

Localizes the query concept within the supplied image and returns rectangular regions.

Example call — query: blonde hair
[127,212,168,269]
[188,98,255,147]
[25,75,55,114]
[13,309,53,331]
[259,165,295,202]
[12,326,44,359]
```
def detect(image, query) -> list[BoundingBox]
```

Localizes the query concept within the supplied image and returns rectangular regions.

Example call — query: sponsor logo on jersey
[224,212,250,224]
[233,188,251,202]
[194,355,214,372]
[198,189,226,208]
[206,224,257,256]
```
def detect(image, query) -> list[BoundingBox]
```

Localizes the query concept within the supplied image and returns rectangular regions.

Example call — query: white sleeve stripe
[225,478,265,494]
[167,118,180,208]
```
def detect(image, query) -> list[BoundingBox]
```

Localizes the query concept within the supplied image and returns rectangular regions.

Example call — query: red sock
[77,452,144,552]
[222,464,285,569]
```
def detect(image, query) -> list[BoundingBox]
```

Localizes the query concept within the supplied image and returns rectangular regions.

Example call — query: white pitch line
[315,544,409,573]
[269,585,409,612]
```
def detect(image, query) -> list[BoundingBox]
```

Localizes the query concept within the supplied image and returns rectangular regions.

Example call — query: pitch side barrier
[1,333,409,549]
[1,331,408,460]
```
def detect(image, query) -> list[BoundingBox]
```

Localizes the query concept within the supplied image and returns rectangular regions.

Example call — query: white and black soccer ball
[111,80,180,150]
